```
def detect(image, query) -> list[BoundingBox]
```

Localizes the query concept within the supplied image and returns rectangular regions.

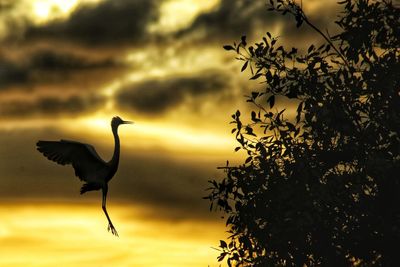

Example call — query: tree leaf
[223,45,235,51]
[245,157,252,164]
[308,44,315,53]
[236,110,241,118]
[241,61,248,72]
[267,95,275,109]
[241,35,247,46]
[250,73,263,80]
[220,240,228,248]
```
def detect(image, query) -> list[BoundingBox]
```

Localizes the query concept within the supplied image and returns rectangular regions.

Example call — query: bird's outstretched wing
[36,139,107,181]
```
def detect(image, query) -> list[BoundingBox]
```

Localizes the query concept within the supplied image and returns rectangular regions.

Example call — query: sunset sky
[0,0,347,266]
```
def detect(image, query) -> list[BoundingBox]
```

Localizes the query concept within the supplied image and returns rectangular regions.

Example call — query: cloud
[0,94,105,118]
[28,49,116,71]
[0,57,29,88]
[176,0,341,49]
[0,49,122,91]
[25,0,159,47]
[116,70,230,115]
[176,0,280,41]
[115,152,220,220]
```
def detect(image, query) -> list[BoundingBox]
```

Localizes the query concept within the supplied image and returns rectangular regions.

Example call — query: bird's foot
[107,223,119,237]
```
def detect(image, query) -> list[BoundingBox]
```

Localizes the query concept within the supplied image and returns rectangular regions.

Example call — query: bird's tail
[80,183,101,194]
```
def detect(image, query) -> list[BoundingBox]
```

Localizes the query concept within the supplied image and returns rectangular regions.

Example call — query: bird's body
[36,116,132,236]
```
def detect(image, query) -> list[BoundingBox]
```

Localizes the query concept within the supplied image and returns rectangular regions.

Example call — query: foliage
[206,0,400,266]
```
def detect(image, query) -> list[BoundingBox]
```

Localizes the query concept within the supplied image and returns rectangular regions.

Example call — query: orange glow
[72,115,232,153]
[0,202,226,267]
[0,113,234,155]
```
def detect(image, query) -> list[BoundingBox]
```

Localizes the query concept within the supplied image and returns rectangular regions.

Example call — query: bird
[36,116,132,236]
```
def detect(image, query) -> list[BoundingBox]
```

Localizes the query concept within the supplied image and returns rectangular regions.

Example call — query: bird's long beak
[122,120,133,124]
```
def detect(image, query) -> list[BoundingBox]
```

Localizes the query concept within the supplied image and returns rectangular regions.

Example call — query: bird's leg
[102,186,119,237]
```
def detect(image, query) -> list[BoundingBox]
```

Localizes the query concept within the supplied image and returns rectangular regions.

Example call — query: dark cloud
[115,152,220,220]
[116,70,230,115]
[0,49,121,90]
[0,57,28,88]
[28,49,117,71]
[176,0,280,41]
[176,0,340,48]
[0,94,105,118]
[0,0,17,13]
[25,0,158,46]
[276,5,342,49]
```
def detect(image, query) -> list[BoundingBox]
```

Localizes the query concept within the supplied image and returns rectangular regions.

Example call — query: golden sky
[0,0,342,266]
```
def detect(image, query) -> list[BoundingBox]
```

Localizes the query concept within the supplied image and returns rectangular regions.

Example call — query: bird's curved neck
[109,125,120,167]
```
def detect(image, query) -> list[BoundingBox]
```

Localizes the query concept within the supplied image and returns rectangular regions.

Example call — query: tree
[206,0,400,266]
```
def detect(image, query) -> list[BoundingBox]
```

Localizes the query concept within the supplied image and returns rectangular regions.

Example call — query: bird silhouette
[36,116,132,236]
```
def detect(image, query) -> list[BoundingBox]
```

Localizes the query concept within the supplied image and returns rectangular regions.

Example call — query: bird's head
[111,116,133,129]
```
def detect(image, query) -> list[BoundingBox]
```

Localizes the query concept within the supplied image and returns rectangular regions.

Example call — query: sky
[0,0,345,266]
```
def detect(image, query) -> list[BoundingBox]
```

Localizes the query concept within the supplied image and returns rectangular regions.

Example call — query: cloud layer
[24,0,159,46]
[0,0,341,120]
[0,94,105,117]
[176,0,280,41]
[0,49,119,89]
[116,70,230,115]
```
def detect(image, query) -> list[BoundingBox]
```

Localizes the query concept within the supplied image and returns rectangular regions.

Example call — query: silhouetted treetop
[207,0,399,266]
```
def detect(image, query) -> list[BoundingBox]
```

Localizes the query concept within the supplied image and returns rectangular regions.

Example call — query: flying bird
[36,116,132,236]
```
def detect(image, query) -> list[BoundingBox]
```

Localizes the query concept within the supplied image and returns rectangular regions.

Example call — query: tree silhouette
[206,0,399,266]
